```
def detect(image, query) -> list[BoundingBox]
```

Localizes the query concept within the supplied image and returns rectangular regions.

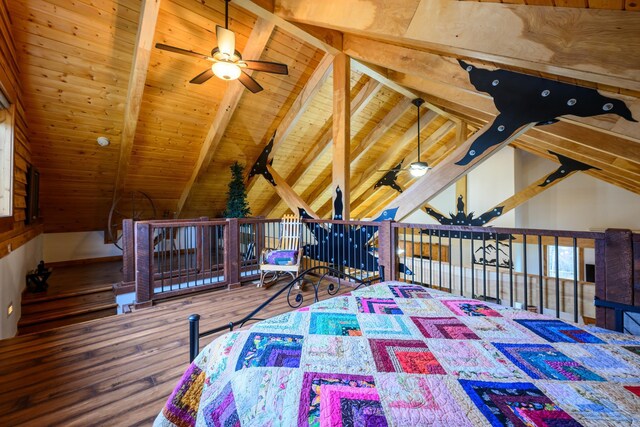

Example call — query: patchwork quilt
[154,282,640,426]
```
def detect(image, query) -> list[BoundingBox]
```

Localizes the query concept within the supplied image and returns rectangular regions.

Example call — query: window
[547,245,578,280]
[0,94,14,225]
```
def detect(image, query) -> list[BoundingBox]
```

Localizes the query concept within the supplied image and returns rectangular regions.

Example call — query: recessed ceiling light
[97,136,110,147]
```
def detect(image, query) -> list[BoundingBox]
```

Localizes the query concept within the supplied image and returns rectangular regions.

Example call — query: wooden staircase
[17,260,122,335]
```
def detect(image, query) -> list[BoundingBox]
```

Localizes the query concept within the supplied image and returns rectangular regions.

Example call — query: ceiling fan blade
[242,60,288,75]
[216,25,236,57]
[189,69,215,84]
[238,70,263,93]
[155,43,213,61]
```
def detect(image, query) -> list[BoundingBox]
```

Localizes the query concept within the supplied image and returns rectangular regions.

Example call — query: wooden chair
[258,214,303,288]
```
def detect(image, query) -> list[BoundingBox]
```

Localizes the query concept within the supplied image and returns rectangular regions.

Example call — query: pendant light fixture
[409,98,429,177]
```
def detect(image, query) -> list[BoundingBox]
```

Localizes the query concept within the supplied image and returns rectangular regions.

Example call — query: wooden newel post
[377,220,398,281]
[595,229,633,330]
[226,218,241,288]
[122,219,135,283]
[135,222,154,307]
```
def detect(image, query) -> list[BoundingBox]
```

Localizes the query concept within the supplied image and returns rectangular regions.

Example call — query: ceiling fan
[379,98,431,177]
[155,0,288,93]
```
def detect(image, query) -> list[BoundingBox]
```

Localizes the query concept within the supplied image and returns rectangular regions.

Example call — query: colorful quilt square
[441,299,502,317]
[375,374,480,426]
[540,383,640,425]
[232,368,302,426]
[395,298,452,316]
[514,319,605,343]
[493,343,604,381]
[162,363,205,427]
[411,316,480,340]
[310,296,354,312]
[388,284,432,299]
[357,297,404,315]
[200,381,241,427]
[235,332,303,370]
[249,311,308,334]
[300,336,375,374]
[310,312,362,336]
[430,340,526,380]
[462,317,541,342]
[555,343,640,383]
[358,313,414,338]
[460,380,580,427]
[298,372,386,427]
[369,339,445,374]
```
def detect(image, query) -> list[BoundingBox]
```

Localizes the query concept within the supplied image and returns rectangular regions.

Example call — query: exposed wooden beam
[332,53,351,219]
[351,121,457,218]
[455,122,468,201]
[314,97,415,217]
[267,165,319,218]
[176,18,275,216]
[275,0,640,91]
[381,121,535,221]
[235,0,341,53]
[261,78,382,217]
[352,110,439,192]
[344,35,640,142]
[245,53,334,192]
[112,0,161,202]
[486,165,584,221]
[350,59,459,123]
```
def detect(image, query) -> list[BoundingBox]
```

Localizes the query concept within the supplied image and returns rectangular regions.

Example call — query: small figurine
[26,260,52,293]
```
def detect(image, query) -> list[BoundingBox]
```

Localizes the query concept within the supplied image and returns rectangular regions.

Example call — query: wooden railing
[123,218,639,332]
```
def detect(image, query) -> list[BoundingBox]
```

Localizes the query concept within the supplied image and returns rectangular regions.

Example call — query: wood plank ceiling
[7,0,640,233]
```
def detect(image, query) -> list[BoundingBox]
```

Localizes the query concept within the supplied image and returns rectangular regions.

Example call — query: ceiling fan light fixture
[409,161,429,177]
[212,61,241,80]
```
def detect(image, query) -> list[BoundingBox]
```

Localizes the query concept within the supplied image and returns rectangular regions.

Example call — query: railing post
[226,218,241,288]
[122,219,135,283]
[595,229,633,330]
[135,222,154,308]
[378,220,398,281]
[188,314,200,363]
[197,217,210,274]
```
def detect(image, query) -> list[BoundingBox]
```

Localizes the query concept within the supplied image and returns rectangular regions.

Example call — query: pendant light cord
[225,0,229,29]
[416,102,421,163]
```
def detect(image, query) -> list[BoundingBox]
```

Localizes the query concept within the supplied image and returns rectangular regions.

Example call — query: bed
[154,281,640,426]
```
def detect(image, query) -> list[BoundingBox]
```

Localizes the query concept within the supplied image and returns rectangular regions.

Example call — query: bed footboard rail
[187,265,375,362]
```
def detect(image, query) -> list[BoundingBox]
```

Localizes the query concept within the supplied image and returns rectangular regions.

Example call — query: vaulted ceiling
[7,0,640,233]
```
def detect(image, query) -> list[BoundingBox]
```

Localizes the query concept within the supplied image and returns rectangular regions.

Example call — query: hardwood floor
[18,261,122,335]
[0,280,354,426]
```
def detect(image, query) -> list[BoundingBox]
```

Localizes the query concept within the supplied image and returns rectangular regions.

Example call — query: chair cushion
[265,250,298,265]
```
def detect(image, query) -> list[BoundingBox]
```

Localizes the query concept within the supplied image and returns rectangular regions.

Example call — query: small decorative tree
[223,161,251,218]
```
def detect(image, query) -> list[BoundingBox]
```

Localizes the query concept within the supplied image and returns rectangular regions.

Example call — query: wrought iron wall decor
[248,133,276,186]
[299,187,412,276]
[374,161,404,193]
[455,60,637,166]
[540,151,599,187]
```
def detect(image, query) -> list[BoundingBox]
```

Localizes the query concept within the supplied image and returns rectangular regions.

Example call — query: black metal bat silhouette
[248,133,276,186]
[456,60,637,166]
[540,151,599,187]
[299,187,413,276]
[423,195,511,240]
[374,161,404,193]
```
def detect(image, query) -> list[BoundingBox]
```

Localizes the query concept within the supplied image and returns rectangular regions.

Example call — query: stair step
[17,305,118,336]
[21,289,115,316]
[22,284,114,305]
[18,302,119,327]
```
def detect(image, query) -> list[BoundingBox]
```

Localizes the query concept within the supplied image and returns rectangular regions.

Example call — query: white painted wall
[43,231,121,263]
[0,235,43,339]
[403,146,517,227]
[514,150,640,231]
